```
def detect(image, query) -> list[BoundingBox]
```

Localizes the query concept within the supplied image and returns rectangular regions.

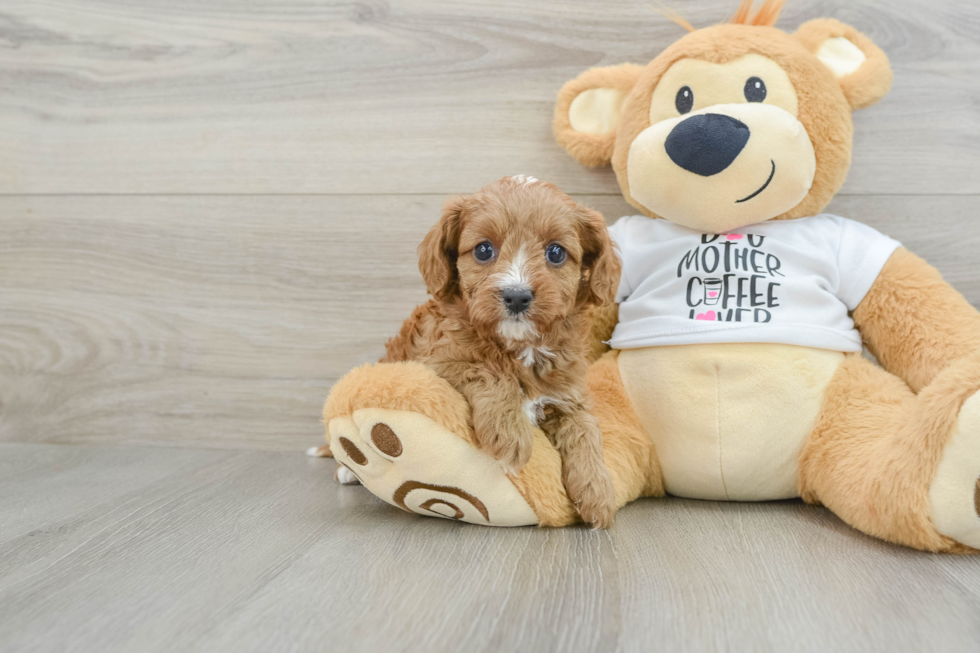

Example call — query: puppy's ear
[554,63,644,167]
[575,208,621,307]
[418,196,466,300]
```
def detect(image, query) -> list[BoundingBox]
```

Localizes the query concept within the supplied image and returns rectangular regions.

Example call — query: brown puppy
[381,175,621,528]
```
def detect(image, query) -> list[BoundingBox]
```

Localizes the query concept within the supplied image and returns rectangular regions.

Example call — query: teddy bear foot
[929,391,980,549]
[327,407,539,527]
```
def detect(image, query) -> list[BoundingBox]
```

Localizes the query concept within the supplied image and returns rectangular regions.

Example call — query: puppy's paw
[335,464,361,485]
[567,468,617,529]
[306,444,333,458]
[477,428,534,474]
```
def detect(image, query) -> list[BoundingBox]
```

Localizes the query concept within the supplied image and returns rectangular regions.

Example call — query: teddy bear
[320,0,980,552]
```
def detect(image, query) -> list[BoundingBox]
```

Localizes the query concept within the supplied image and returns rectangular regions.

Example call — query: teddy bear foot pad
[328,408,539,527]
[930,391,980,548]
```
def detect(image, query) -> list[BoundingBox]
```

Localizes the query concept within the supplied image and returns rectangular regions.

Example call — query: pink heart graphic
[696,311,716,321]
[708,291,718,297]
[726,233,744,240]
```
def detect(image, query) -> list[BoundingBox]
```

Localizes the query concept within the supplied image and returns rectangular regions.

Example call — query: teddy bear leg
[322,356,659,527]
[923,354,980,551]
[323,361,543,526]
[799,353,980,552]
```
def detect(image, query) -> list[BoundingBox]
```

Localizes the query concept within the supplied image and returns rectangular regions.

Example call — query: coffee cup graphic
[703,278,722,305]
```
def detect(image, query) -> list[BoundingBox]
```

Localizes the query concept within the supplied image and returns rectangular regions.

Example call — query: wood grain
[3,2,980,650]
[1,194,977,451]
[2,0,979,195]
[1,442,980,653]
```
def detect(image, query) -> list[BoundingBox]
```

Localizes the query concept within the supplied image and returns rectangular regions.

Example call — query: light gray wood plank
[0,194,432,450]
[1,442,979,653]
[1,194,977,451]
[0,443,232,536]
[0,444,345,652]
[2,0,979,195]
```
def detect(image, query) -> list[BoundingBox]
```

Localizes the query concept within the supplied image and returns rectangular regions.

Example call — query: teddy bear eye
[545,243,567,266]
[744,77,767,102]
[473,241,495,263]
[675,86,694,114]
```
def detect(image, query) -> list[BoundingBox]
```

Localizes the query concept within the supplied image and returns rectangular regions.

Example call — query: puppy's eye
[545,243,567,266]
[744,77,766,102]
[675,86,694,114]
[473,241,495,263]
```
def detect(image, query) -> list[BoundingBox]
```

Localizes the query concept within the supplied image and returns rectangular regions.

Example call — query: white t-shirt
[608,214,901,352]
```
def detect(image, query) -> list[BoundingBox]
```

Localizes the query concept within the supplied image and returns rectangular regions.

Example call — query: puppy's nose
[502,288,533,315]
[665,113,750,176]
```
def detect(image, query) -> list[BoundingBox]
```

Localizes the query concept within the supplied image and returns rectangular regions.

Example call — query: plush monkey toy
[322,0,980,552]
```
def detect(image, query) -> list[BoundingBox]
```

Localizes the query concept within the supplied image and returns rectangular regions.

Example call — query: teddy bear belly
[617,343,845,501]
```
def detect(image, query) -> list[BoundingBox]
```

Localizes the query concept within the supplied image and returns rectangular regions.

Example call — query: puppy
[383,175,621,528]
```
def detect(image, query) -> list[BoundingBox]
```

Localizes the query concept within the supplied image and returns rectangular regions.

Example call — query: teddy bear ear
[553,63,644,167]
[794,18,893,110]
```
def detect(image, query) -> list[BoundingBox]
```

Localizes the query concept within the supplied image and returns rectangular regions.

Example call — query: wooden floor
[4,442,980,653]
[2,1,979,651]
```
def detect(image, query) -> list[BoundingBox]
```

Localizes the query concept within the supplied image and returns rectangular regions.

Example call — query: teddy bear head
[554,0,893,234]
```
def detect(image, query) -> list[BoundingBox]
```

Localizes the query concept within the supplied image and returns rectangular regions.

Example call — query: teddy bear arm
[853,247,980,392]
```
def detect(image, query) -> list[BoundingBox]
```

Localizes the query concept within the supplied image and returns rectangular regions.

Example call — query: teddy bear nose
[501,288,534,315]
[665,113,750,177]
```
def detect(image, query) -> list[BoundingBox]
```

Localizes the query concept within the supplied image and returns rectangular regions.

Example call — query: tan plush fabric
[613,24,855,222]
[325,361,475,448]
[794,18,893,110]
[619,344,842,501]
[542,10,979,550]
[931,393,980,549]
[321,8,980,551]
[330,408,539,527]
[553,63,644,167]
[322,341,980,548]
[554,19,893,223]
[853,248,980,392]
[625,100,816,232]
[799,351,980,552]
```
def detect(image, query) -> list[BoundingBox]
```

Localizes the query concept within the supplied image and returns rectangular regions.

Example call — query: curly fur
[384,177,622,527]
